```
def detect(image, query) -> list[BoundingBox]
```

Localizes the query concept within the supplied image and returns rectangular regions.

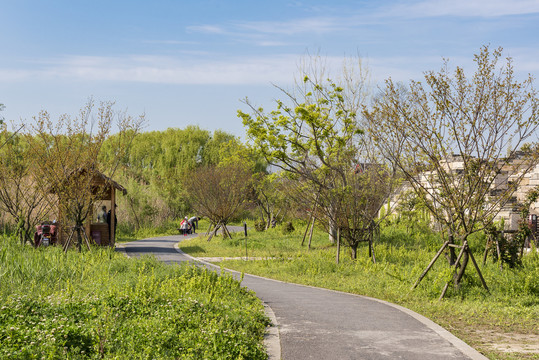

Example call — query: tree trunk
[454,249,469,288]
[350,243,358,260]
[76,226,82,252]
[448,234,456,265]
[328,217,338,244]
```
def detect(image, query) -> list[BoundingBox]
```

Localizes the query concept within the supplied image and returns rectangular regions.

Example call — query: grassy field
[0,234,269,359]
[179,221,539,360]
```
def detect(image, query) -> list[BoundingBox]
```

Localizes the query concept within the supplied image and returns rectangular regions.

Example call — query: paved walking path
[120,234,488,360]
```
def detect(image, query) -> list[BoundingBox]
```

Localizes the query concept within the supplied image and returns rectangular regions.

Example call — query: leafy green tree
[366,46,539,292]
[100,127,243,228]
[239,56,397,258]
[252,172,290,230]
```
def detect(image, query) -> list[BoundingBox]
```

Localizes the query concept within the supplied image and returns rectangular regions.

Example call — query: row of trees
[0,107,276,246]
[0,100,144,249]
[2,45,538,293]
[240,46,539,293]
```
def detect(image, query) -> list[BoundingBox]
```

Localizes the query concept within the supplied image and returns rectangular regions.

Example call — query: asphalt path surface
[120,232,487,360]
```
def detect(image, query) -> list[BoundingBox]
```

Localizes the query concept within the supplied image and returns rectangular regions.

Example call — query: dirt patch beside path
[470,330,539,358]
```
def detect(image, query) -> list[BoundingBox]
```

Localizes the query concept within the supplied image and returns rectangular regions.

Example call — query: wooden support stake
[496,232,503,270]
[336,227,340,265]
[412,241,449,289]
[308,218,315,250]
[468,247,490,293]
[439,242,467,300]
[482,236,490,265]
[63,227,76,252]
[439,283,450,301]
[82,227,91,250]
[301,216,312,247]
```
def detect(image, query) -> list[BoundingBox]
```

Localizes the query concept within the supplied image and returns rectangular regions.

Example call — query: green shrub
[254,219,266,232]
[281,221,295,234]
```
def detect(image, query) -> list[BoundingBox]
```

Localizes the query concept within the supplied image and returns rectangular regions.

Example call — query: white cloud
[186,25,227,34]
[0,55,301,85]
[236,17,343,35]
[2,47,537,88]
[391,0,539,18]
[142,39,198,45]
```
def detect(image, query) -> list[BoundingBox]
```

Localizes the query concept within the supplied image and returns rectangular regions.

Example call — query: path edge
[173,244,282,360]
[174,244,487,360]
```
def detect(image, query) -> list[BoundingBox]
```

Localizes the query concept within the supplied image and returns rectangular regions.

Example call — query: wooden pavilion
[55,170,126,248]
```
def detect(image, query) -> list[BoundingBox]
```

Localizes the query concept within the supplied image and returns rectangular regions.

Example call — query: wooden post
[412,241,449,289]
[110,186,116,248]
[336,227,340,264]
[301,216,312,247]
[468,247,490,293]
[308,218,315,250]
[244,222,248,261]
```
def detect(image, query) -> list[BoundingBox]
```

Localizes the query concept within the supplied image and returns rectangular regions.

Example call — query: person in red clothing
[180,216,190,235]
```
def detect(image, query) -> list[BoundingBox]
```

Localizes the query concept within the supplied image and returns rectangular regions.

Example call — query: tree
[239,56,398,259]
[0,131,52,245]
[100,127,241,226]
[25,100,144,251]
[366,46,539,294]
[252,172,290,230]
[239,56,369,244]
[183,164,252,240]
[0,103,4,126]
[321,164,393,260]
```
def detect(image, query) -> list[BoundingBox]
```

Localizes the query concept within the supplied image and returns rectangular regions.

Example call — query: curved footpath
[119,234,488,360]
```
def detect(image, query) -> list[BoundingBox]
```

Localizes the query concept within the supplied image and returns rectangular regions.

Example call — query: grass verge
[179,221,539,360]
[0,235,269,359]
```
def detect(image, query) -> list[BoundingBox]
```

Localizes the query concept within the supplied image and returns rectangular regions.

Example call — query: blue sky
[1,0,539,137]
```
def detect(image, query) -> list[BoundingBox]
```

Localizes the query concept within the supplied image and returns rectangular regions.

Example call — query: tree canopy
[240,56,398,258]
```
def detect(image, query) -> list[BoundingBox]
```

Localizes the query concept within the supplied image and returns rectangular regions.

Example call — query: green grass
[179,221,539,360]
[0,235,269,359]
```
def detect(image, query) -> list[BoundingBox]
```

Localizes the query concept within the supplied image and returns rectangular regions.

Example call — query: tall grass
[0,235,269,359]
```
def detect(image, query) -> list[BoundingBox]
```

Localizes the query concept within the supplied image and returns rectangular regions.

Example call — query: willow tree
[25,100,144,251]
[366,46,539,294]
[239,57,398,256]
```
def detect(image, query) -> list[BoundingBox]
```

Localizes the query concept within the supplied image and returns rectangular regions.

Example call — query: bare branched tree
[366,45,539,294]
[0,131,52,245]
[183,164,252,240]
[24,100,145,251]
